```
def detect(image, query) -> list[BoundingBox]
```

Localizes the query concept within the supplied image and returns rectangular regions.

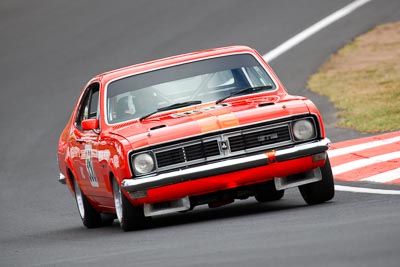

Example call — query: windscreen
[106,54,276,124]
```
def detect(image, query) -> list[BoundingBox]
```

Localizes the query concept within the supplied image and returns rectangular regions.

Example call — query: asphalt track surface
[1,1,400,266]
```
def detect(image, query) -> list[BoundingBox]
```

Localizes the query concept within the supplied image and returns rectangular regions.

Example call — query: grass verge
[308,21,400,133]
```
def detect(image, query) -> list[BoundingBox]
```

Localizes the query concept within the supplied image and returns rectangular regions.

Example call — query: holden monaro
[58,46,334,231]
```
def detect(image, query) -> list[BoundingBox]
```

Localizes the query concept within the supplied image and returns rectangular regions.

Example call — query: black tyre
[112,178,149,231]
[299,157,335,205]
[73,178,102,228]
[255,180,285,202]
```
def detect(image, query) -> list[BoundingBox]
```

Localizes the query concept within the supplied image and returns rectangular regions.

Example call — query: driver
[132,88,158,117]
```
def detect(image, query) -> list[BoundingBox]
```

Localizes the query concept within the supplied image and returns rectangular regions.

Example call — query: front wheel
[73,178,102,228]
[112,178,149,231]
[299,157,335,205]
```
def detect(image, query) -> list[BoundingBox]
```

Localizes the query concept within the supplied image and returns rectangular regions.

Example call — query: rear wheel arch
[70,173,103,228]
[66,168,77,193]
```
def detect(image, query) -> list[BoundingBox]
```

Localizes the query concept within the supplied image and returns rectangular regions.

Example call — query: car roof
[93,46,261,85]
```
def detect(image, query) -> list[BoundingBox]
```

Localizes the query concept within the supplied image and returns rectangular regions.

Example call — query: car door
[70,83,102,197]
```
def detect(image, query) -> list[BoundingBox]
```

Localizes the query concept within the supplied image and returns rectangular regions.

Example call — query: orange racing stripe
[198,107,240,133]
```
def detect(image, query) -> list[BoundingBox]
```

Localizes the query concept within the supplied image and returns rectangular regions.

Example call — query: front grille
[156,148,185,168]
[131,117,318,175]
[229,125,291,152]
[155,140,220,168]
[185,140,220,161]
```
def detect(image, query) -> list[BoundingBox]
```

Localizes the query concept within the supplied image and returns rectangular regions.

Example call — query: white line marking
[260,0,400,192]
[263,0,372,62]
[332,151,400,175]
[360,168,400,183]
[335,185,400,195]
[328,135,400,158]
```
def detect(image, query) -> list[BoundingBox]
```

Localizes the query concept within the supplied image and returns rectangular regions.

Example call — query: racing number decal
[85,144,99,187]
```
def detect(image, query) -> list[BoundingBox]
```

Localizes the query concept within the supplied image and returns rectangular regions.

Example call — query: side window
[76,83,100,130]
[88,90,99,119]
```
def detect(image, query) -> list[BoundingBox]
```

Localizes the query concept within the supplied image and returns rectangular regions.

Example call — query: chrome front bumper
[121,138,331,194]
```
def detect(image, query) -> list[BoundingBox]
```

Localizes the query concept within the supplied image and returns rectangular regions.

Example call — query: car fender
[303,99,326,138]
[106,133,133,185]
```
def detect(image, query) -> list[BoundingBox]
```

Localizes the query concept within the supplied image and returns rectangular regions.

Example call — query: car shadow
[3,196,337,247]
[129,196,335,232]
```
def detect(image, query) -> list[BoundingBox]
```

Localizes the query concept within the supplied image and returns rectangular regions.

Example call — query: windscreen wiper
[215,85,273,105]
[139,100,202,121]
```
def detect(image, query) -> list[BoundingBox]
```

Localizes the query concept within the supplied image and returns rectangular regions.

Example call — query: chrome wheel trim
[113,179,123,223]
[74,180,85,219]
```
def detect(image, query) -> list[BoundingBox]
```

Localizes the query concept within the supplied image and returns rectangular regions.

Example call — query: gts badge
[257,133,278,142]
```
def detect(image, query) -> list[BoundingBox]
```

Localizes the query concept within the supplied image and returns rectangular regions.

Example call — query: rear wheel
[112,178,149,231]
[255,180,285,202]
[73,178,102,228]
[299,157,335,205]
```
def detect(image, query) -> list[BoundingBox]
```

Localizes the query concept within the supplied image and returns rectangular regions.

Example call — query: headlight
[132,153,155,175]
[292,119,315,141]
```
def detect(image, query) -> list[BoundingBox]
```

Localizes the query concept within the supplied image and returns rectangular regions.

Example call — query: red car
[58,46,334,231]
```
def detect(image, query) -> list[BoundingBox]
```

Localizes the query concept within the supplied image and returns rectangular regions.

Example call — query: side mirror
[81,119,99,132]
